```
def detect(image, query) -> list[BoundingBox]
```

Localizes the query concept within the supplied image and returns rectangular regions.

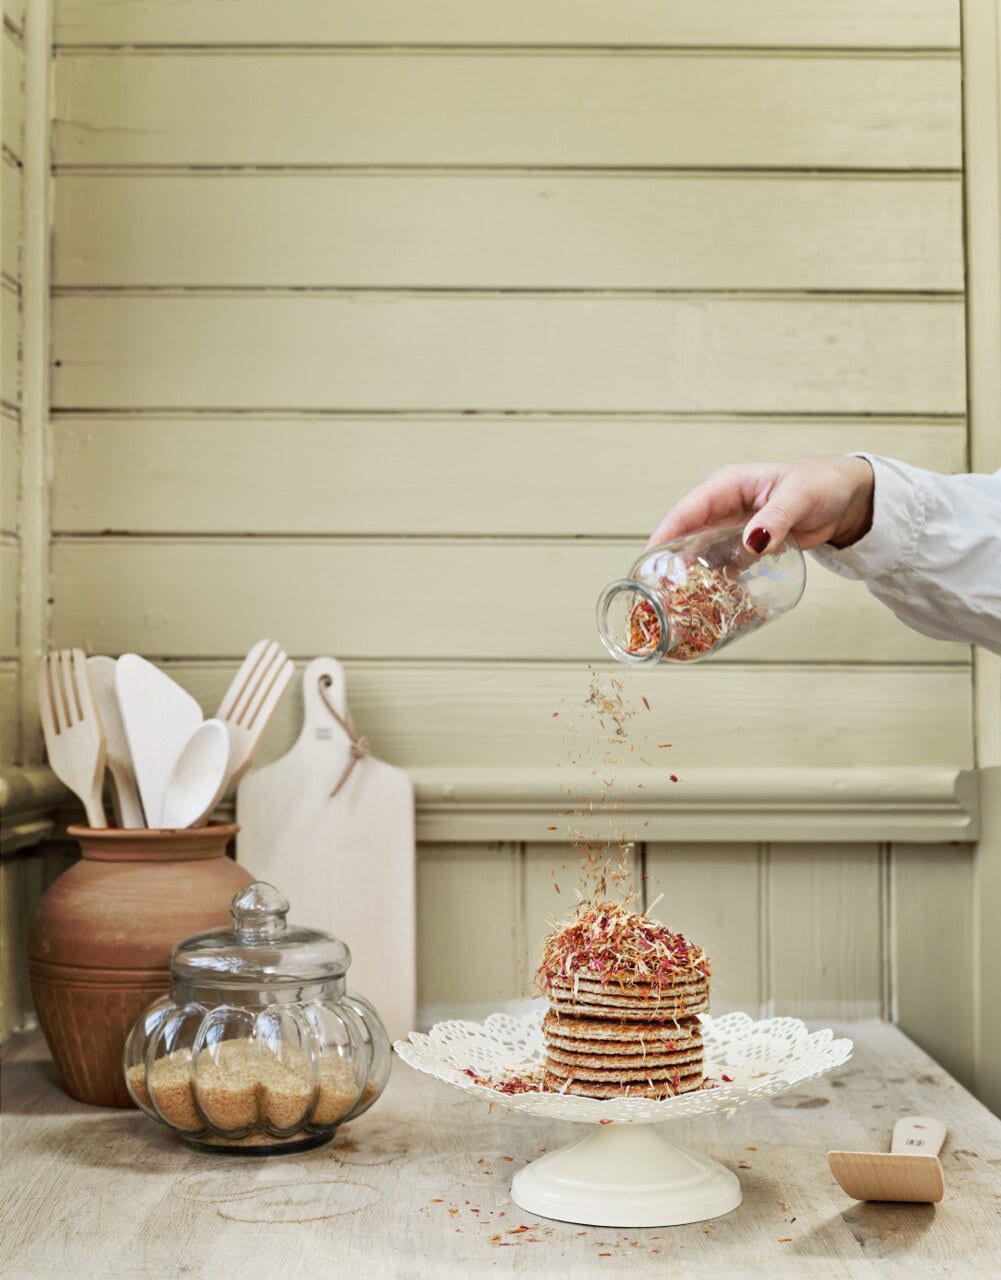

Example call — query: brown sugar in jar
[123,882,392,1155]
[127,1041,364,1143]
[128,1048,202,1133]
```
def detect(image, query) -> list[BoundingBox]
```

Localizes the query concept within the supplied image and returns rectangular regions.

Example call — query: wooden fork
[37,649,108,828]
[216,639,294,791]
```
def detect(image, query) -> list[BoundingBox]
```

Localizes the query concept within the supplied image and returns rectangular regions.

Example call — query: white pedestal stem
[511,1121,742,1228]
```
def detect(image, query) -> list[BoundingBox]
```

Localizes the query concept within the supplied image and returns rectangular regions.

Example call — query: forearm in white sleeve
[809,455,1001,654]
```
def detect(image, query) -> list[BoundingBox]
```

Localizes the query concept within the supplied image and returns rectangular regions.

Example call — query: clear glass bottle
[597,525,805,665]
[124,881,392,1156]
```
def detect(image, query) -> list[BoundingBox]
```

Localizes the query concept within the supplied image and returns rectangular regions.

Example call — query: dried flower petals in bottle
[597,526,805,665]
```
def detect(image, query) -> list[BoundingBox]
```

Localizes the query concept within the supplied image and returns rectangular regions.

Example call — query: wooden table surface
[2,1022,999,1279]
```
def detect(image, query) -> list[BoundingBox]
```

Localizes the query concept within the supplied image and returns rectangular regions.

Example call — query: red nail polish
[746,527,771,554]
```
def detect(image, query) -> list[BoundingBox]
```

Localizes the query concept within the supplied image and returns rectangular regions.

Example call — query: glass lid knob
[229,881,290,941]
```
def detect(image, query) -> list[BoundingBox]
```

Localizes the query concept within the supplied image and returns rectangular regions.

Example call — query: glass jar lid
[170,881,352,985]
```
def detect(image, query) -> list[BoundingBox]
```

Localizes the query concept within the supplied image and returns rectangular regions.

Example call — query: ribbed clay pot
[28,824,253,1108]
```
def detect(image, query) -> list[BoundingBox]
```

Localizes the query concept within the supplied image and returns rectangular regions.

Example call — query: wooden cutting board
[237,657,416,1042]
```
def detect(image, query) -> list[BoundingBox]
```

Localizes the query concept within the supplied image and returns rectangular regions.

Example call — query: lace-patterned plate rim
[393,1008,853,1125]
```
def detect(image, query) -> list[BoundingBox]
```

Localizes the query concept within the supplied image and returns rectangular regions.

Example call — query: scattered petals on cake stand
[394,1007,852,1228]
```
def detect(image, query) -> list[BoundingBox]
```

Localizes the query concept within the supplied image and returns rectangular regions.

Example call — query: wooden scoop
[828,1116,946,1203]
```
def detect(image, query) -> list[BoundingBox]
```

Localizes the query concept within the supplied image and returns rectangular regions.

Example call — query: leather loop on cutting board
[317,674,370,798]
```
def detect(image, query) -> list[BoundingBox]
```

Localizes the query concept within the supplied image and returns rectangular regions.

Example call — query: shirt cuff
[808,454,927,581]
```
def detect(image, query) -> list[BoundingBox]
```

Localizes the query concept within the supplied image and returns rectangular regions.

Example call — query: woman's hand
[646,455,876,554]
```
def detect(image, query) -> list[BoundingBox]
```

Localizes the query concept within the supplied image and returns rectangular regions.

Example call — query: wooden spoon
[828,1116,946,1203]
[159,719,231,829]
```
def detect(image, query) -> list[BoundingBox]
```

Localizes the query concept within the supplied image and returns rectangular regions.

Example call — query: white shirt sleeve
[809,454,1001,654]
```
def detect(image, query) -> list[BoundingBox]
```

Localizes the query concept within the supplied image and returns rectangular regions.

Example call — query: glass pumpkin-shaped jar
[124,881,391,1155]
[597,525,805,665]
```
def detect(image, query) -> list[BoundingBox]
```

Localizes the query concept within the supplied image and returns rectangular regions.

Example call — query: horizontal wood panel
[53,0,960,49]
[1,31,22,163]
[54,53,961,170]
[49,538,968,663]
[1,285,18,410]
[50,417,969,537]
[0,662,18,761]
[50,296,967,415]
[410,765,977,845]
[1,161,19,284]
[52,174,963,290]
[0,414,17,535]
[768,843,884,1018]
[646,843,763,1013]
[146,660,975,768]
[0,541,18,657]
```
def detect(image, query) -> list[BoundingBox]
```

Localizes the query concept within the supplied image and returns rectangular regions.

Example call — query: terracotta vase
[28,824,253,1108]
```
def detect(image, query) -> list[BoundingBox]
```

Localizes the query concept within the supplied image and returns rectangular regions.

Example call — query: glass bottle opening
[596,579,672,666]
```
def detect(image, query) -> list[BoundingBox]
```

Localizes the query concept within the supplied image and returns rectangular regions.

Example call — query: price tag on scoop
[237,657,415,1042]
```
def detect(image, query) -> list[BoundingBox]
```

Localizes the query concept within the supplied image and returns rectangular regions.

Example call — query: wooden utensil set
[38,640,293,829]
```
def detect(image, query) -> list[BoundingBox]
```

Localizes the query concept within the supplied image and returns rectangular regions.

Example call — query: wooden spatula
[116,654,203,829]
[829,1116,946,1203]
[86,656,146,827]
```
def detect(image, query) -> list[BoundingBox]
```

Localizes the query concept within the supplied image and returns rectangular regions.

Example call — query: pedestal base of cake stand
[511,1121,742,1228]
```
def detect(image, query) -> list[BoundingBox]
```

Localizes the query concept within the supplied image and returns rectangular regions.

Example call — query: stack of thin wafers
[536,900,712,1100]
[541,971,709,1098]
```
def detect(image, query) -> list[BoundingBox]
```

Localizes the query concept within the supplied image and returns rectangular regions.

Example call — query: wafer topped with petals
[537,899,711,994]
[537,900,712,1099]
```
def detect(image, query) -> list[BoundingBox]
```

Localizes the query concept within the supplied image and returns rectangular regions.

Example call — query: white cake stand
[395,1008,852,1228]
